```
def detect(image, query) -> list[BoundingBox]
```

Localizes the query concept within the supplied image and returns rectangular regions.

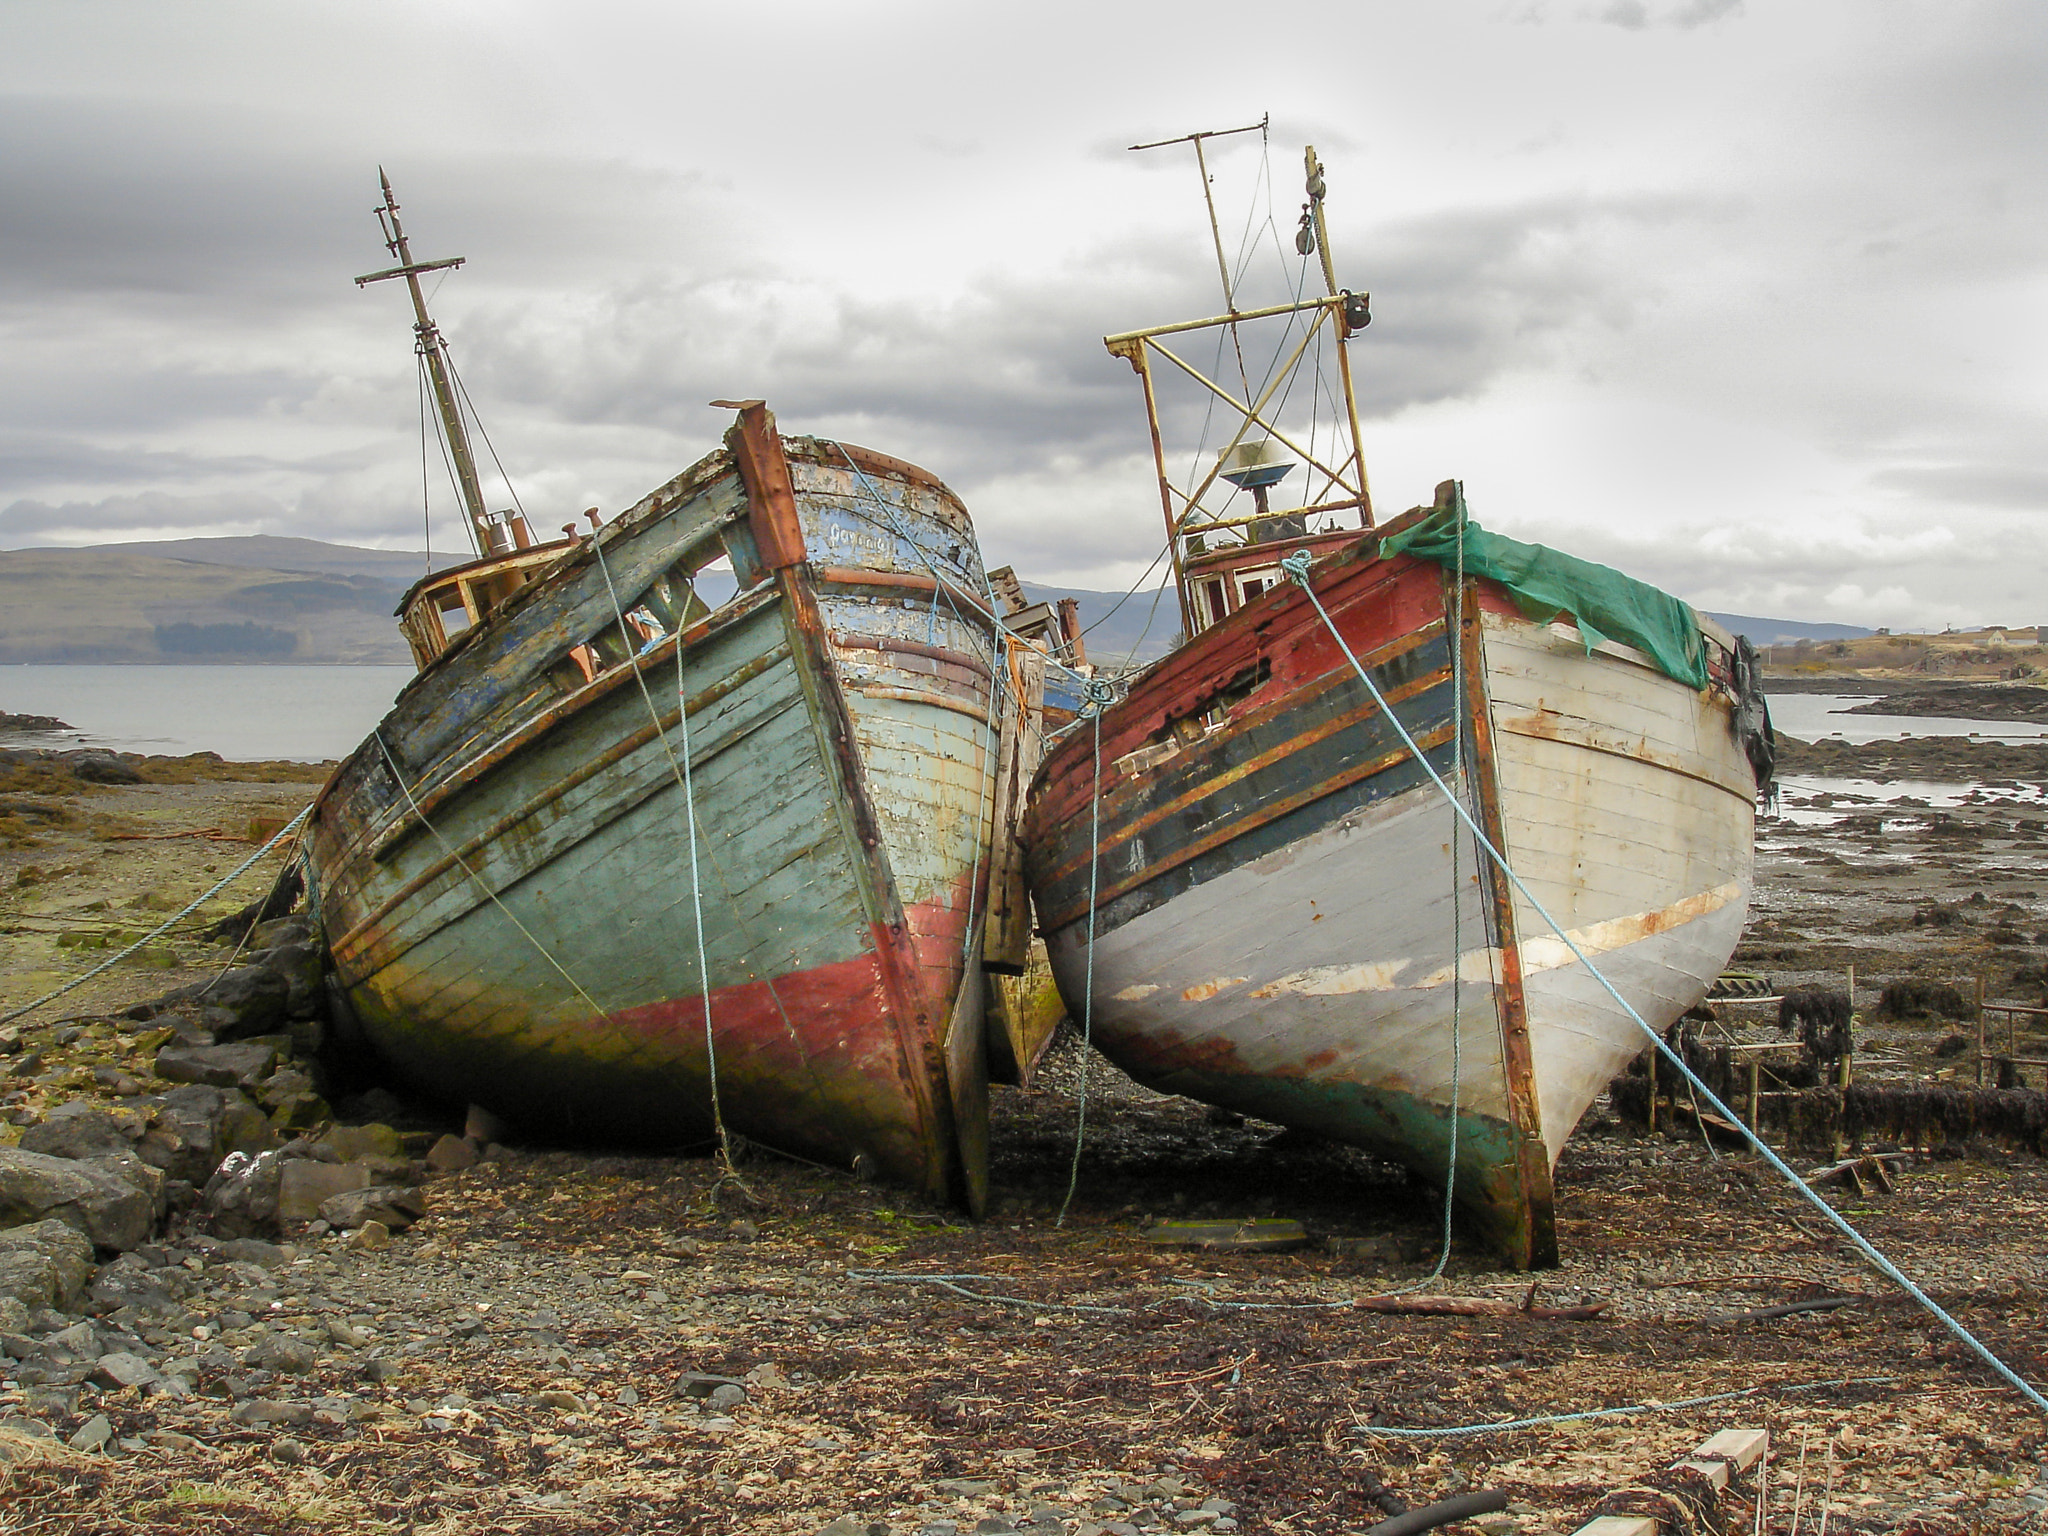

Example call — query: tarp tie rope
[1,803,313,1028]
[1277,542,2048,1418]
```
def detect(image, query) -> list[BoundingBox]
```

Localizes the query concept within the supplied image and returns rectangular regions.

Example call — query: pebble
[65,1413,112,1452]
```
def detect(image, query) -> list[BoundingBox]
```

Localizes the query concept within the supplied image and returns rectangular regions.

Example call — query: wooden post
[1747,1054,1761,1134]
[1646,1043,1658,1132]
[1833,1047,1851,1161]
[1977,975,1988,1087]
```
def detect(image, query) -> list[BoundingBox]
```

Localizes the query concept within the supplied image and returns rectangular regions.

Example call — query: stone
[155,1041,277,1090]
[271,1435,307,1465]
[676,1371,747,1399]
[278,1161,373,1224]
[18,1101,140,1160]
[230,1398,314,1427]
[346,1220,391,1251]
[0,1251,59,1312]
[536,1389,586,1412]
[319,1185,425,1233]
[66,750,144,785]
[243,1333,318,1374]
[316,1123,406,1163]
[0,1148,153,1251]
[463,1103,507,1143]
[816,1519,889,1536]
[90,1351,162,1391]
[66,1412,114,1451]
[934,1479,994,1498]
[201,1149,285,1237]
[86,1255,190,1317]
[0,1221,94,1305]
[424,1134,477,1173]
[220,1237,290,1269]
[166,967,291,1042]
[85,1150,166,1216]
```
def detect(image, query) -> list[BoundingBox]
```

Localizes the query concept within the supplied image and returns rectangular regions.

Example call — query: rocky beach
[0,712,2046,1535]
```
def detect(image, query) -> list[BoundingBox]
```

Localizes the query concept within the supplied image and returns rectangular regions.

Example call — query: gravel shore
[0,741,2045,1534]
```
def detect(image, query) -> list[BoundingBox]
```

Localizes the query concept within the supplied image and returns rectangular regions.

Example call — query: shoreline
[0,737,2044,1531]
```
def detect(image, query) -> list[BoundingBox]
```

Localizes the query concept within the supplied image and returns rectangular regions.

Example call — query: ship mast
[1110,130,1374,638]
[356,170,502,558]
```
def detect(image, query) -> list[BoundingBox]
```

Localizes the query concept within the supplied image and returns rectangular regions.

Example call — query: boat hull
[1022,529,1760,1265]
[311,411,1016,1208]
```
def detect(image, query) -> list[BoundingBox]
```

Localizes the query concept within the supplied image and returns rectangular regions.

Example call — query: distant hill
[0,534,1884,666]
[0,546,416,664]
[82,535,457,582]
[1701,612,1874,645]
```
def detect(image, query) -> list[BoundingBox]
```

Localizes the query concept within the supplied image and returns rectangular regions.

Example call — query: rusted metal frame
[725,404,807,571]
[372,583,785,852]
[813,564,995,621]
[851,686,994,728]
[1146,322,1356,518]
[832,632,996,686]
[333,642,793,956]
[779,560,965,1204]
[1038,617,1448,882]
[1104,293,1341,347]
[1183,497,1370,539]
[1456,573,1557,1270]
[1111,342,1194,639]
[1039,718,1460,934]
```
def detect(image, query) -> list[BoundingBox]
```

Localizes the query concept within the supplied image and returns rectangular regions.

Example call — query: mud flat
[0,745,2044,1533]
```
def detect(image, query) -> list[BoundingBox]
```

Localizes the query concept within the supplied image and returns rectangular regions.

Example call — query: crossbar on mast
[357,170,499,559]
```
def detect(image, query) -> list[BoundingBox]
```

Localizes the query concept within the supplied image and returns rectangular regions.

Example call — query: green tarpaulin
[1380,502,1708,691]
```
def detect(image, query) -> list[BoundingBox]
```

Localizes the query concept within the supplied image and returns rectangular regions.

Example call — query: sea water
[0,664,415,762]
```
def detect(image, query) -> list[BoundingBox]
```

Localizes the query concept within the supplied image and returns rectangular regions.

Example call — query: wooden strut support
[1571,1428,1769,1536]
[1457,575,1557,1269]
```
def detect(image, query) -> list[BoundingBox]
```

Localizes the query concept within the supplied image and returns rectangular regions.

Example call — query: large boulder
[138,1085,278,1183]
[0,1221,96,1306]
[0,1150,153,1252]
[319,1185,426,1233]
[155,1040,277,1090]
[18,1101,143,1161]
[202,1149,284,1237]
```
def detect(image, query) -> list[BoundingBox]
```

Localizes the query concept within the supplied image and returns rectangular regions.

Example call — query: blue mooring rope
[1275,540,2048,1418]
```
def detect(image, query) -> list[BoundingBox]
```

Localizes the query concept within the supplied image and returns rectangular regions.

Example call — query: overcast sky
[2,0,2042,628]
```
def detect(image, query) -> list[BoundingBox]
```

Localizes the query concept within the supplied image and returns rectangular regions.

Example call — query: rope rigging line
[590,540,734,1163]
[416,355,435,573]
[825,443,1015,963]
[1056,686,1115,1226]
[372,732,612,1021]
[0,805,313,1028]
[443,343,526,520]
[1352,1376,1903,1441]
[1274,537,2048,1418]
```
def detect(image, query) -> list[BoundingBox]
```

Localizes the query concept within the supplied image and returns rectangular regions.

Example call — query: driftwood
[1703,1295,1864,1325]
[1356,1287,1607,1322]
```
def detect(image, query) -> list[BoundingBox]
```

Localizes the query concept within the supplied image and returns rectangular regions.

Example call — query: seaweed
[1877,978,1970,1021]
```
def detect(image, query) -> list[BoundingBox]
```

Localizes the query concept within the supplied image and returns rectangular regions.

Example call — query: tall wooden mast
[356,170,501,557]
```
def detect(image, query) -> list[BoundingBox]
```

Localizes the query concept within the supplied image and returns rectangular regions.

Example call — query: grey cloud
[1867,464,2048,512]
[0,95,723,313]
[1594,0,1742,29]
[0,435,294,495]
[0,489,289,539]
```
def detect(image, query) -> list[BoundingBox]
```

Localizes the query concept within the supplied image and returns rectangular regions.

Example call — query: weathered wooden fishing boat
[309,180,1038,1211]
[1019,135,1774,1266]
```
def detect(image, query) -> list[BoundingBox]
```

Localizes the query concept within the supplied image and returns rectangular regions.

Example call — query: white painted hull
[1032,584,1759,1265]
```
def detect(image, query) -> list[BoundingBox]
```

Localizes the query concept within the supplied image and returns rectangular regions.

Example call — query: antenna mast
[356,171,500,557]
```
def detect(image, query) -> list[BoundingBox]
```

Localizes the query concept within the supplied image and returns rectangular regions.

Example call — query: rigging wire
[416,353,435,573]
